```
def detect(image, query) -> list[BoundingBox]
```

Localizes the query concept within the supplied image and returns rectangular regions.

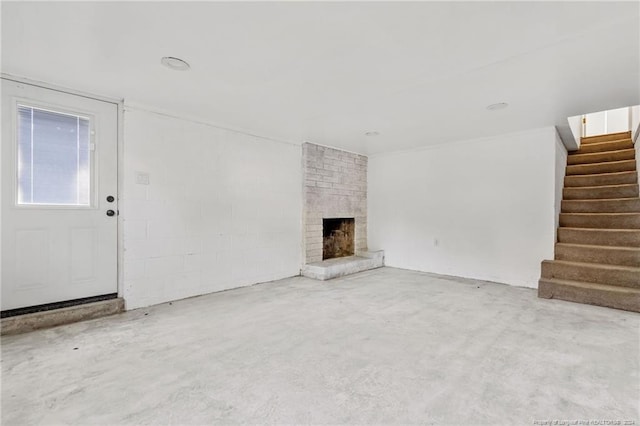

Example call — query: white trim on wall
[123,102,300,149]
[116,102,125,299]
[367,126,554,159]
[1,73,122,106]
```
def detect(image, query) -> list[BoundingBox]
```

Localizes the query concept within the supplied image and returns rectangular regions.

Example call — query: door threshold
[1,293,118,318]
[1,296,123,336]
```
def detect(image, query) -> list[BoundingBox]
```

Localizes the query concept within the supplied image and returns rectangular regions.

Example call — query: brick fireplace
[302,143,368,265]
[301,142,383,280]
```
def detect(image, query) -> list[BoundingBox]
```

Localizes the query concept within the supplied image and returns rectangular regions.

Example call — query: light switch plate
[135,172,150,185]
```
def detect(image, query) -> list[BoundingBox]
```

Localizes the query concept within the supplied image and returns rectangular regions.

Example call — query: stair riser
[555,245,640,267]
[573,140,634,154]
[564,172,638,187]
[541,262,640,288]
[566,160,636,176]
[581,132,632,144]
[567,149,635,165]
[538,280,640,312]
[558,229,640,247]
[563,185,639,200]
[559,214,640,229]
[562,198,640,213]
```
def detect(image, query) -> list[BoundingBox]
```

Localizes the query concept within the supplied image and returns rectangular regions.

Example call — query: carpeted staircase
[538,130,640,312]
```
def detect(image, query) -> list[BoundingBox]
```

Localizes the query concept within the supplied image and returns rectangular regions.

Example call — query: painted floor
[2,267,639,425]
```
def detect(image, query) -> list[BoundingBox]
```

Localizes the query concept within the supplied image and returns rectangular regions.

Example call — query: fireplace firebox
[323,218,355,260]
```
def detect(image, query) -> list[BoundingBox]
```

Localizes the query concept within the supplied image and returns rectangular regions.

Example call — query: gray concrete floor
[2,267,639,425]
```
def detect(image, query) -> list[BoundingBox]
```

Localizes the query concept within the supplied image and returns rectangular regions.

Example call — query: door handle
[106,210,115,217]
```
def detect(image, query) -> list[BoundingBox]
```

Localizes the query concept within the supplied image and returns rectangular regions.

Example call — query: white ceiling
[2,1,639,155]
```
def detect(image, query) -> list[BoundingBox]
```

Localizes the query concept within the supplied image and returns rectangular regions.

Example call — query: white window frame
[11,97,99,210]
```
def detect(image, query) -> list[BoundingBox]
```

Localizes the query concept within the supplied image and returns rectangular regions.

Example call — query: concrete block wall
[122,106,302,309]
[302,143,367,263]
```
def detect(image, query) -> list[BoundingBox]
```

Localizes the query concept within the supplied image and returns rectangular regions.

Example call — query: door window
[16,105,92,206]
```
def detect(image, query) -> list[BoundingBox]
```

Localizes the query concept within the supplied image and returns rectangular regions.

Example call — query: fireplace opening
[323,218,355,260]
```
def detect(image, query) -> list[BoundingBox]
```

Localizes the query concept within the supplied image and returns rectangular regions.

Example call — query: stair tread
[565,170,638,180]
[567,158,635,166]
[581,136,632,142]
[558,226,640,236]
[560,212,640,216]
[561,198,640,213]
[561,199,640,205]
[564,171,639,187]
[563,197,640,202]
[564,183,638,190]
[568,159,636,167]
[556,242,640,251]
[562,200,640,205]
[542,259,640,271]
[569,148,635,156]
[560,227,640,232]
[573,139,634,150]
[566,170,638,178]
[583,130,631,136]
[566,159,636,175]
[539,277,640,294]
[581,131,632,142]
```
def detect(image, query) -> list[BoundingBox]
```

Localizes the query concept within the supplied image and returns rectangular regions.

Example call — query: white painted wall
[566,115,582,150]
[635,106,640,170]
[368,127,558,288]
[121,107,302,309]
[631,105,640,144]
[554,130,568,233]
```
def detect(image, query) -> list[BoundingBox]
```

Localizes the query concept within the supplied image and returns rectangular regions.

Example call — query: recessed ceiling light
[486,102,509,111]
[365,131,380,137]
[161,56,190,71]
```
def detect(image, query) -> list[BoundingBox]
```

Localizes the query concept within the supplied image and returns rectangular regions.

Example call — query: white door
[1,79,118,311]
[604,107,631,134]
[585,107,630,136]
[585,111,607,136]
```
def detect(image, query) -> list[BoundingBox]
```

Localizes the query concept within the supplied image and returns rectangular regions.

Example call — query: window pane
[17,105,91,206]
